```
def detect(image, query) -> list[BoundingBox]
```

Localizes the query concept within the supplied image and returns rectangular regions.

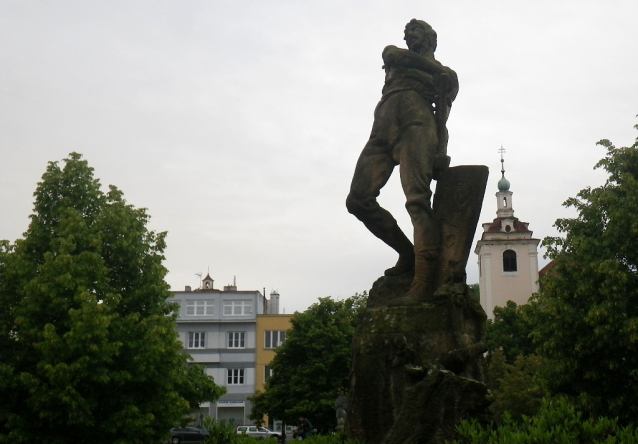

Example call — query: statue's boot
[383,227,415,276]
[388,253,437,306]
[384,249,415,276]
[346,193,415,277]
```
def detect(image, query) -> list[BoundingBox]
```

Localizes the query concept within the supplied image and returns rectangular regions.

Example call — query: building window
[188,332,206,349]
[503,250,517,272]
[223,300,253,316]
[228,331,245,348]
[227,368,245,385]
[264,365,273,383]
[264,330,286,349]
[186,300,214,316]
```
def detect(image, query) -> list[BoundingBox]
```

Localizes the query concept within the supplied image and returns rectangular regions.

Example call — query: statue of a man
[335,390,348,430]
[346,19,459,304]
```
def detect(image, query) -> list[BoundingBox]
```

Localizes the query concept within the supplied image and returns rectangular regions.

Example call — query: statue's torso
[381,45,437,102]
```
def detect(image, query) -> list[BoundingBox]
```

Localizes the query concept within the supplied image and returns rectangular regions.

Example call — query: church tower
[474,151,540,318]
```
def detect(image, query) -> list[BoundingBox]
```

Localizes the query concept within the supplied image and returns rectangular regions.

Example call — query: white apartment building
[169,274,266,425]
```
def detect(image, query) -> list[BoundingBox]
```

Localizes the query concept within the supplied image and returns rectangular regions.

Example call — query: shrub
[448,397,638,444]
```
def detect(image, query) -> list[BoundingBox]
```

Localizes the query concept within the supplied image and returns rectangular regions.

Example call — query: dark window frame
[503,249,518,272]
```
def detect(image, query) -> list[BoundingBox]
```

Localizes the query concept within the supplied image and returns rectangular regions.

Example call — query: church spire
[496,146,514,218]
[497,145,510,192]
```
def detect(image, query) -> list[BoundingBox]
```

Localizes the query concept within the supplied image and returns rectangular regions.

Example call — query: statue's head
[404,19,437,57]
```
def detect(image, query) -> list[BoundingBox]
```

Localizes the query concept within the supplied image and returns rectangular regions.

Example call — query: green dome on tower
[498,148,510,191]
[498,175,510,191]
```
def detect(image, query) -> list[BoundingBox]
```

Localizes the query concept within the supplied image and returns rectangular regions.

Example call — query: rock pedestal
[346,165,490,443]
[346,278,490,444]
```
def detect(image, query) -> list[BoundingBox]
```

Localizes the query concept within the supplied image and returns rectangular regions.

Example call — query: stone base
[347,280,491,444]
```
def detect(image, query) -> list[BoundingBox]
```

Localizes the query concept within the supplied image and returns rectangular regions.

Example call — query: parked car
[236,425,281,439]
[169,426,210,443]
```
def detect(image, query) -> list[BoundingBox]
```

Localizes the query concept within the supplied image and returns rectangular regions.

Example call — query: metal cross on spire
[499,145,506,177]
[496,145,511,193]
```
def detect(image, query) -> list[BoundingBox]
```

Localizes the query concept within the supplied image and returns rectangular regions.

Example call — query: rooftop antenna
[195,272,202,289]
[234,276,236,287]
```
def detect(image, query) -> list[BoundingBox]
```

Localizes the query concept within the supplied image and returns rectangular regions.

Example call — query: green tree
[0,153,224,444]
[250,293,367,431]
[486,301,536,363]
[486,349,549,422]
[468,283,480,302]
[450,397,638,444]
[530,125,638,424]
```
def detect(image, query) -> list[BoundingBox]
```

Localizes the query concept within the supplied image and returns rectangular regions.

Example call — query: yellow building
[255,313,293,395]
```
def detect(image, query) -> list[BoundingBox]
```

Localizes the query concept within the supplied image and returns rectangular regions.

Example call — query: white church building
[474,155,540,318]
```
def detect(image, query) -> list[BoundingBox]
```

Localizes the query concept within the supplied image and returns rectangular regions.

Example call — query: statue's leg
[390,93,440,304]
[346,102,415,275]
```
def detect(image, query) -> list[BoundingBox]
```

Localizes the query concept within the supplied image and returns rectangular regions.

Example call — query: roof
[485,217,531,233]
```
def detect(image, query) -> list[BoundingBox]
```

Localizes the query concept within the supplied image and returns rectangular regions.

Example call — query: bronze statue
[346,19,459,304]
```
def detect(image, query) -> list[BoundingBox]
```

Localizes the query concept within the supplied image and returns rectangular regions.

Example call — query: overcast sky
[2,1,637,313]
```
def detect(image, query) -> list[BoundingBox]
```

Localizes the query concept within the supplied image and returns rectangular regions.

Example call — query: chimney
[268,291,280,314]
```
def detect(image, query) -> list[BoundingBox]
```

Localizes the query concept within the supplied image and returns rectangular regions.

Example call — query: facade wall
[478,240,539,316]
[254,314,293,429]
[255,315,293,394]
[169,289,266,426]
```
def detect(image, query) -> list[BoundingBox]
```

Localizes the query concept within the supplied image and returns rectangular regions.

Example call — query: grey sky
[2,1,637,313]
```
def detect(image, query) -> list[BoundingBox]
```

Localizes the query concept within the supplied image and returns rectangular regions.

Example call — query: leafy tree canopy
[451,397,638,444]
[468,283,480,302]
[486,349,549,422]
[486,301,536,363]
[250,293,367,431]
[529,125,638,424]
[0,153,224,444]
[485,301,547,423]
